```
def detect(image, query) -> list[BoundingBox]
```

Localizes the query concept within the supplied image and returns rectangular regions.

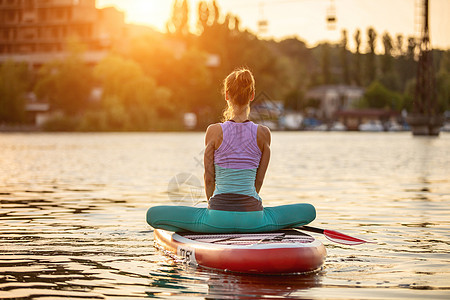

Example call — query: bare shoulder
[205,123,222,139]
[257,124,271,149]
[205,123,222,148]
[206,123,221,134]
[257,124,271,141]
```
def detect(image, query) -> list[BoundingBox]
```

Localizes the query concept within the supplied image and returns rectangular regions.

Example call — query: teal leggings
[146,203,316,233]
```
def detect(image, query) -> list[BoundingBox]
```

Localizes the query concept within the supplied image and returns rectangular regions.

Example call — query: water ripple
[0,132,449,299]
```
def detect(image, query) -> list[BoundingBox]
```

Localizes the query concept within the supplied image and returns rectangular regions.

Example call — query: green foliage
[284,89,302,111]
[196,1,295,102]
[34,47,93,115]
[365,27,378,84]
[41,113,79,131]
[273,37,311,100]
[167,0,189,37]
[395,34,405,56]
[407,37,417,60]
[353,29,362,85]
[287,92,319,112]
[321,43,331,84]
[402,80,415,112]
[94,56,144,98]
[379,70,401,91]
[197,1,210,33]
[93,55,174,130]
[436,50,450,112]
[381,32,394,73]
[0,61,28,123]
[77,110,109,131]
[356,81,403,110]
[3,2,448,130]
[127,33,177,83]
[340,30,350,84]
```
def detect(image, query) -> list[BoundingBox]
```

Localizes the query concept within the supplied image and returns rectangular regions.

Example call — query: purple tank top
[214,120,261,170]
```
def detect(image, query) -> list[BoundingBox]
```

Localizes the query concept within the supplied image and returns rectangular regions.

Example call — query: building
[305,85,365,120]
[0,0,125,66]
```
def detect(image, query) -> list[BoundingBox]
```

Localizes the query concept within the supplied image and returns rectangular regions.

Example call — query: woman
[147,68,315,233]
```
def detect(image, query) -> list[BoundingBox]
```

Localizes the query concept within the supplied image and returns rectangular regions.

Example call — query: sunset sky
[96,0,450,52]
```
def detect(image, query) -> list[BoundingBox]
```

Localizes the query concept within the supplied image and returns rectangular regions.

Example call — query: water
[0,132,449,299]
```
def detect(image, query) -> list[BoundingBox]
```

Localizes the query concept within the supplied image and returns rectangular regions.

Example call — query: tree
[211,0,220,24]
[395,34,404,56]
[275,37,311,99]
[167,0,189,37]
[127,29,216,119]
[321,43,331,84]
[396,36,419,89]
[353,29,362,85]
[196,0,294,107]
[340,29,350,84]
[365,27,377,84]
[94,55,144,100]
[197,1,210,34]
[436,50,450,112]
[34,41,93,115]
[284,88,304,111]
[356,80,403,110]
[225,13,240,31]
[196,0,228,58]
[381,32,393,74]
[407,37,417,60]
[0,61,28,123]
[93,55,173,130]
[166,47,212,111]
[379,32,400,91]
[127,32,178,85]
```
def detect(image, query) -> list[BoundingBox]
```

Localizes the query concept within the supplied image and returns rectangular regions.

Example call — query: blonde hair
[222,68,255,122]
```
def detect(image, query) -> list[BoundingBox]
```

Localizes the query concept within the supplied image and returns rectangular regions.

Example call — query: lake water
[0,132,449,299]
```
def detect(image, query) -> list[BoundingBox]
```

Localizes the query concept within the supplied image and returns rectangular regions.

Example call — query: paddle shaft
[296,225,372,245]
[298,225,324,234]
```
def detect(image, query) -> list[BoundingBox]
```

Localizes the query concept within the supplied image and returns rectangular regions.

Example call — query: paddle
[148,226,372,245]
[295,225,374,245]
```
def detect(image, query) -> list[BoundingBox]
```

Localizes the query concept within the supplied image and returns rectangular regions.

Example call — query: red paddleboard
[154,228,326,274]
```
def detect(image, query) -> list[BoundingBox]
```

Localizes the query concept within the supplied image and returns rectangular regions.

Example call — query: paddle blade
[323,229,373,245]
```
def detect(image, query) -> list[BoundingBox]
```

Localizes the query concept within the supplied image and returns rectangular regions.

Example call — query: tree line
[0,0,449,131]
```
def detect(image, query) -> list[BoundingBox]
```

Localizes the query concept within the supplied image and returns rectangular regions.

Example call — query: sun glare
[97,0,171,30]
[96,0,450,50]
[126,0,167,25]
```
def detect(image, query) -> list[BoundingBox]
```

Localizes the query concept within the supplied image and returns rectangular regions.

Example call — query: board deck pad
[178,229,315,246]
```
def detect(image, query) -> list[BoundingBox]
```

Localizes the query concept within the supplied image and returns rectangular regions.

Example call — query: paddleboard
[154,228,326,274]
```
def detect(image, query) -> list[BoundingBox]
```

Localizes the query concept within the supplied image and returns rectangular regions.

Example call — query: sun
[97,0,172,30]
[123,0,170,26]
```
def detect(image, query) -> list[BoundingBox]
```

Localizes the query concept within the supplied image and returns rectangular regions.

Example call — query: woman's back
[214,120,261,170]
[209,120,262,211]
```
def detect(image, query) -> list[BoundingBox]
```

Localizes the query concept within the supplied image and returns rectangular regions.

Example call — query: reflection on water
[0,132,449,299]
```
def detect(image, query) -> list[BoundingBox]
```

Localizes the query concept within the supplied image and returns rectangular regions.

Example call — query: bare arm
[204,124,221,200]
[255,125,271,194]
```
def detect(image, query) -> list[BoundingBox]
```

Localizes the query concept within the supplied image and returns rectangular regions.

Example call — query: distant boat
[313,124,328,131]
[358,121,384,132]
[330,122,346,131]
[388,121,404,132]
[282,113,303,130]
[441,123,450,132]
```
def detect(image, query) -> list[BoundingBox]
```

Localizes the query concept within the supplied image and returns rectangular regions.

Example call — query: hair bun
[222,67,255,112]
[236,69,252,85]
